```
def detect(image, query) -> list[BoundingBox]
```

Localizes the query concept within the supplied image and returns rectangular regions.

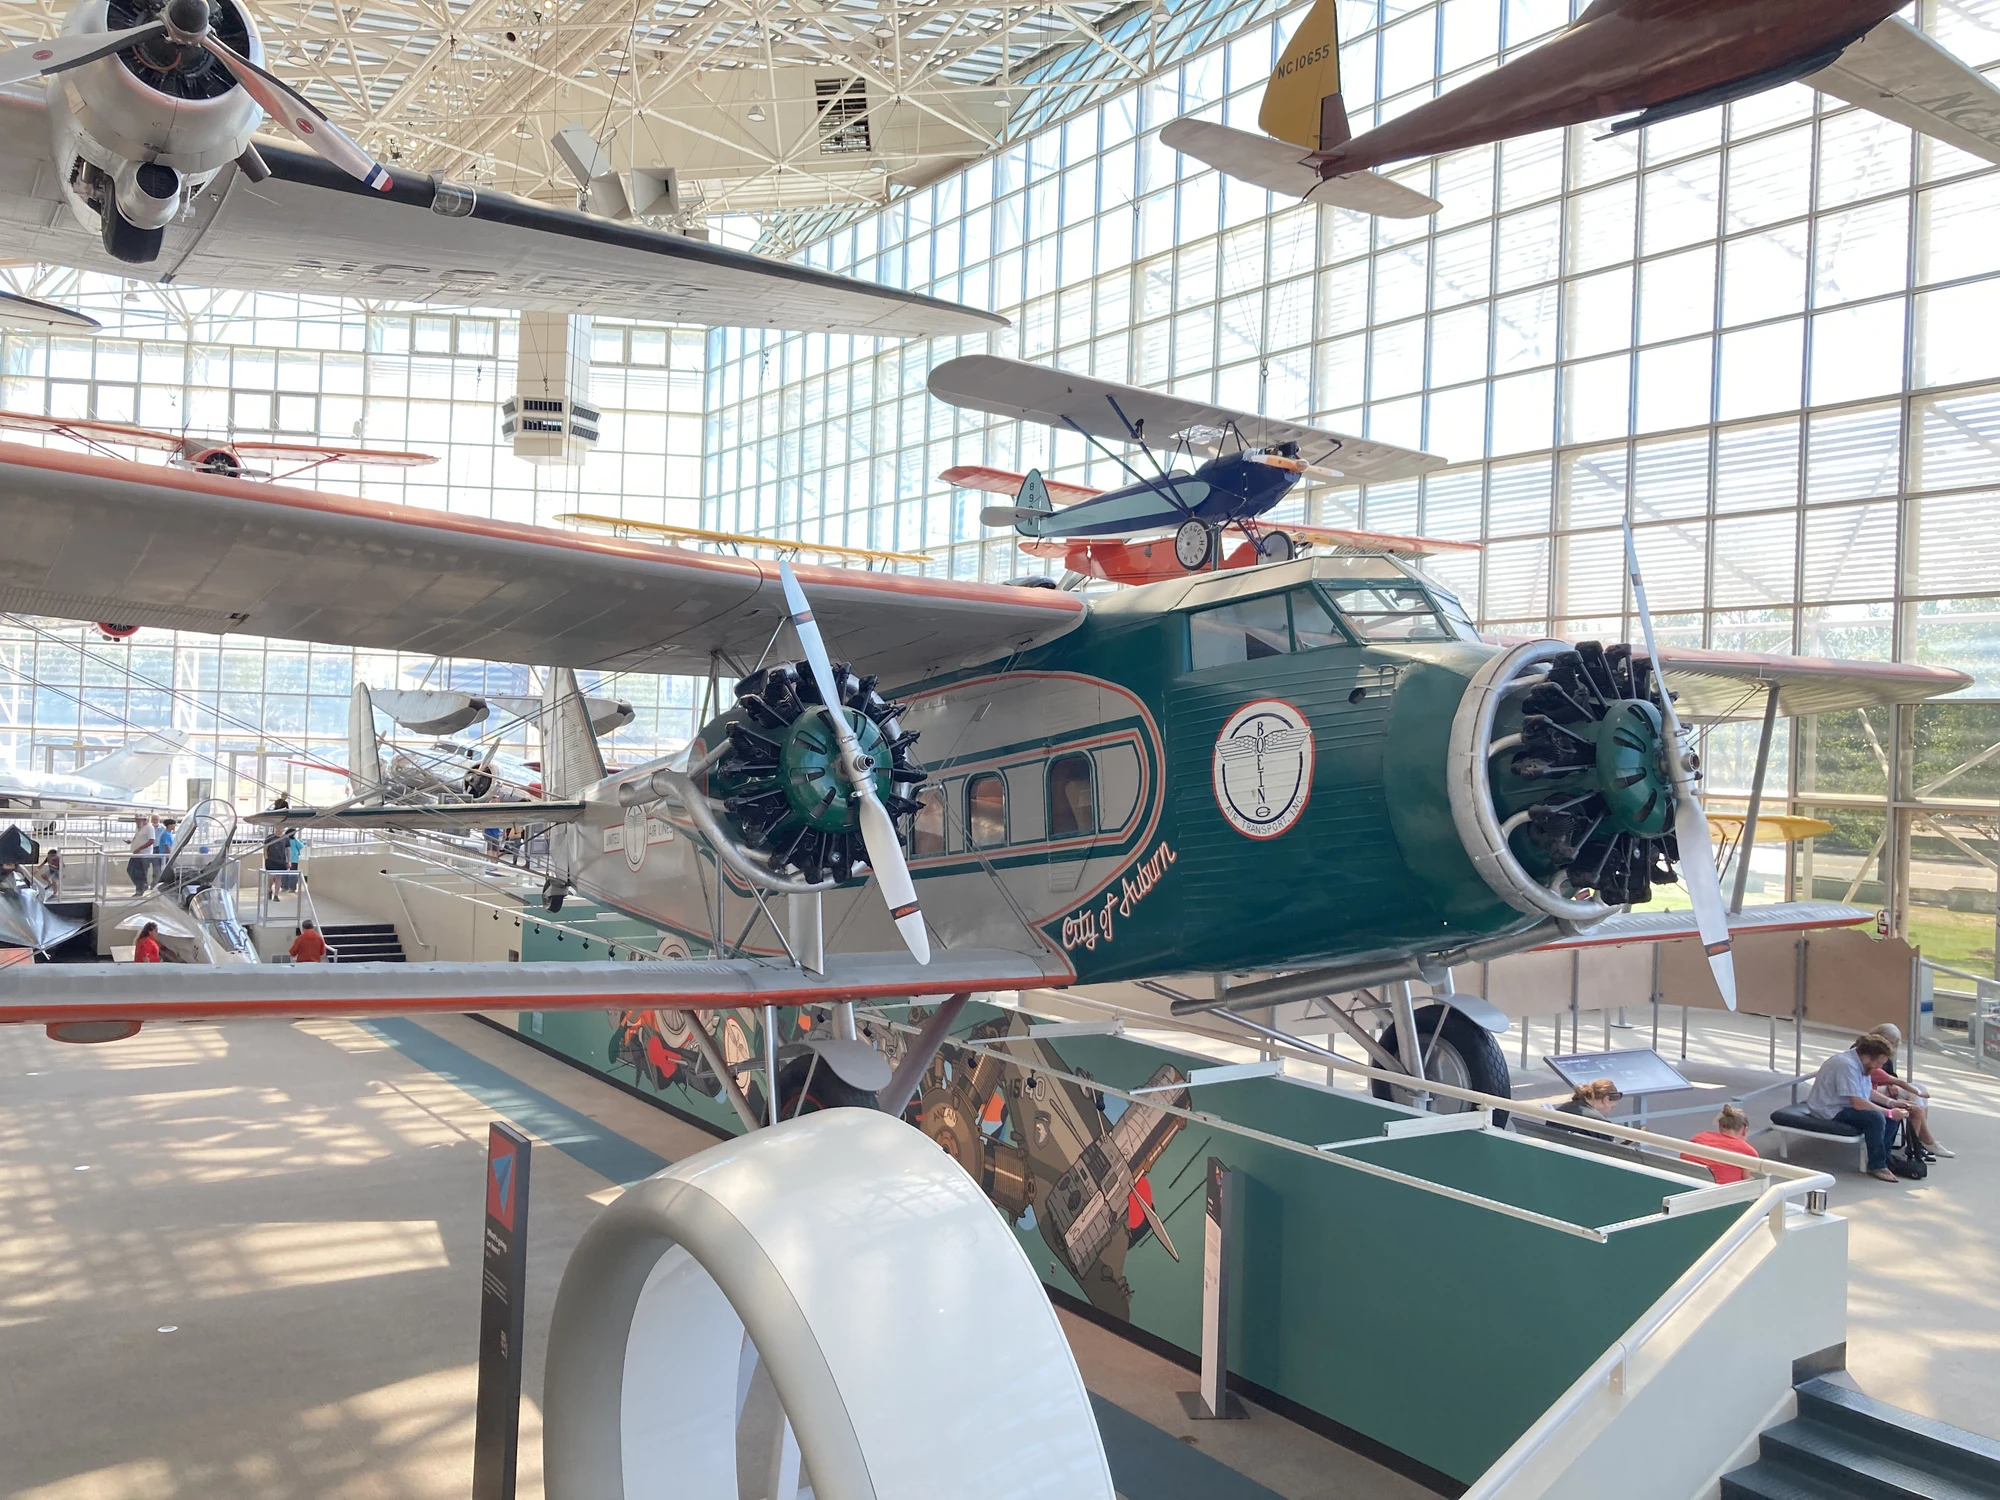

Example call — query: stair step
[1721,1462,1857,1500]
[1758,1418,1996,1500]
[1795,1379,2000,1491]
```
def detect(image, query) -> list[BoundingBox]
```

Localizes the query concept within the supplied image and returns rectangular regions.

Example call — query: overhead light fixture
[514,120,534,139]
[747,103,765,121]
[995,95,1011,110]
[868,162,888,174]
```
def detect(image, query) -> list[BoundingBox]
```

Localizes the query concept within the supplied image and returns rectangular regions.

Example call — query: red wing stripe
[1704,940,1733,957]
[890,901,920,920]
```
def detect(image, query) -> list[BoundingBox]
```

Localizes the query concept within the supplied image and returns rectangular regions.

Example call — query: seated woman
[1684,1103,1760,1183]
[1553,1078,1622,1131]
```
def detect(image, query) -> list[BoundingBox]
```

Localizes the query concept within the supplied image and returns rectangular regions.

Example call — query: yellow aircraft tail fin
[1259,0,1348,152]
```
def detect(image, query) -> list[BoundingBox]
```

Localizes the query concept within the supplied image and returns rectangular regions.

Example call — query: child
[1685,1103,1760,1184]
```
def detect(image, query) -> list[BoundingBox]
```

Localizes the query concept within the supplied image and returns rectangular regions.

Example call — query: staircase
[319,922,406,964]
[1723,1376,2000,1498]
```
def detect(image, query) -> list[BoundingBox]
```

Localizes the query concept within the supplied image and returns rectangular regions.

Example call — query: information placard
[473,1122,531,1500]
[1544,1048,1692,1098]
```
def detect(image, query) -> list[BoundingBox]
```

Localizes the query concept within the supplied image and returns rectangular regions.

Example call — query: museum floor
[3,1006,1995,1499]
[0,1012,1435,1500]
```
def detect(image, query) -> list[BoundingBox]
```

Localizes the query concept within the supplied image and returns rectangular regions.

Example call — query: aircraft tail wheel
[1369,1003,1512,1126]
[1257,530,1295,563]
[1173,518,1215,571]
[544,1110,1114,1500]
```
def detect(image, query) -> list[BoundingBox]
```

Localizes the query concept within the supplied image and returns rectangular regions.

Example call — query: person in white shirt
[125,817,155,895]
[1805,1034,1905,1182]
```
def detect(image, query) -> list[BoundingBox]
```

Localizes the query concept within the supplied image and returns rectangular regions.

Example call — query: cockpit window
[1323,584,1453,641]
[1189,594,1291,668]
[1188,589,1353,668]
[1289,589,1347,651]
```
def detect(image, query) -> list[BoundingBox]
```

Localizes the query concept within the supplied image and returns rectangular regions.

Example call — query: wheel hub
[777,705,893,833]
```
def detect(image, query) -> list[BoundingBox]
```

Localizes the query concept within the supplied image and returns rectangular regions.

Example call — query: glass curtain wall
[0,289,707,809]
[702,0,2000,968]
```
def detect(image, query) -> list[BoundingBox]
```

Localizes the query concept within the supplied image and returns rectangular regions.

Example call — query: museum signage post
[474,1122,532,1500]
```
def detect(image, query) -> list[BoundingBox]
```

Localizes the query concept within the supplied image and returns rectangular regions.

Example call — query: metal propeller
[1623,523,1737,1010]
[0,0,391,192]
[777,560,930,965]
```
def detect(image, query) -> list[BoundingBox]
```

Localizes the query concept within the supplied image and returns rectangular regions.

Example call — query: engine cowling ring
[1449,640,1617,924]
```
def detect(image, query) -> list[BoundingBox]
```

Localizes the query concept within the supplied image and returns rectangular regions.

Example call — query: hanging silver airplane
[0,1,1000,336]
[0,728,183,814]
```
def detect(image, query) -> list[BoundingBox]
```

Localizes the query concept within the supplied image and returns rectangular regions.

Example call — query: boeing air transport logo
[1212,699,1314,839]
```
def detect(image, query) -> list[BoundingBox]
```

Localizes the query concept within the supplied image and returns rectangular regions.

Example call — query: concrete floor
[0,1012,1426,1500]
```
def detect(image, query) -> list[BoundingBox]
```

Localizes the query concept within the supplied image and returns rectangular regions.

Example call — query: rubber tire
[100,201,164,265]
[1258,531,1295,562]
[1174,518,1214,570]
[1370,1003,1512,1125]
[772,1053,878,1119]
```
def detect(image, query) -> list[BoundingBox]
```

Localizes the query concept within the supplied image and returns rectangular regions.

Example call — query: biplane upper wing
[1493,635,1972,721]
[0,442,1087,685]
[1643,644,1972,721]
[0,90,1003,339]
[927,356,1445,485]
[0,948,1064,1027]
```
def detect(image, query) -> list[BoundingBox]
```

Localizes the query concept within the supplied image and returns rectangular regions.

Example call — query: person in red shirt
[132,921,161,964]
[289,920,330,963]
[1684,1103,1760,1183]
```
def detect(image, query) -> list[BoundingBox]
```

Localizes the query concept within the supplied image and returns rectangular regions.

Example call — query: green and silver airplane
[0,442,1967,1107]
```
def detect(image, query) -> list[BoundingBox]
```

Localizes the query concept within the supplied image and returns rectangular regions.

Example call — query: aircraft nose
[1445,637,1690,924]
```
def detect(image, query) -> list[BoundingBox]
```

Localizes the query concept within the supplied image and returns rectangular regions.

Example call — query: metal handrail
[1019,986,1833,1186]
[1459,1171,1833,1499]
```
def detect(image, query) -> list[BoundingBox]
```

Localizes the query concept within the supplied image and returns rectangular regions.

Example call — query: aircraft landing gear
[1257,530,1296,562]
[1371,1003,1512,1123]
[99,200,164,266]
[1174,518,1217,570]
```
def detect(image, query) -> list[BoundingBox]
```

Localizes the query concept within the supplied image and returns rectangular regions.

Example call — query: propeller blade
[857,790,930,964]
[0,21,164,85]
[201,39,392,192]
[778,560,929,964]
[1624,524,1736,1009]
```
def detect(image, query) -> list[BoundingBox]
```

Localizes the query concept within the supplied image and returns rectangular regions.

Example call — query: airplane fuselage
[1320,0,1907,175]
[0,767,166,812]
[1020,450,1299,542]
[551,558,1653,986]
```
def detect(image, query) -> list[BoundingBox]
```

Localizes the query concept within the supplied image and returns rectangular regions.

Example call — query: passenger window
[1324,584,1452,642]
[911,785,945,857]
[967,772,1008,848]
[1047,753,1095,838]
[1289,589,1348,650]
[1189,594,1292,668]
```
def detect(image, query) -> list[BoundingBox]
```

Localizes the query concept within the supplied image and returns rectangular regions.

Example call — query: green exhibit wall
[504,915,1737,1487]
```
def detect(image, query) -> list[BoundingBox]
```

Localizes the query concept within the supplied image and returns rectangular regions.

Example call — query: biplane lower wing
[242,801,588,830]
[1539,900,1874,950]
[0,947,1063,1027]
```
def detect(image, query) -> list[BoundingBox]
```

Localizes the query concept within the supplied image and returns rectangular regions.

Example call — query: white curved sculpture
[544,1108,1114,1500]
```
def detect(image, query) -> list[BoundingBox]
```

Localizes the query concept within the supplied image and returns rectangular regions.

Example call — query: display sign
[1544,1047,1691,1098]
[473,1122,532,1500]
[1181,1156,1244,1419]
